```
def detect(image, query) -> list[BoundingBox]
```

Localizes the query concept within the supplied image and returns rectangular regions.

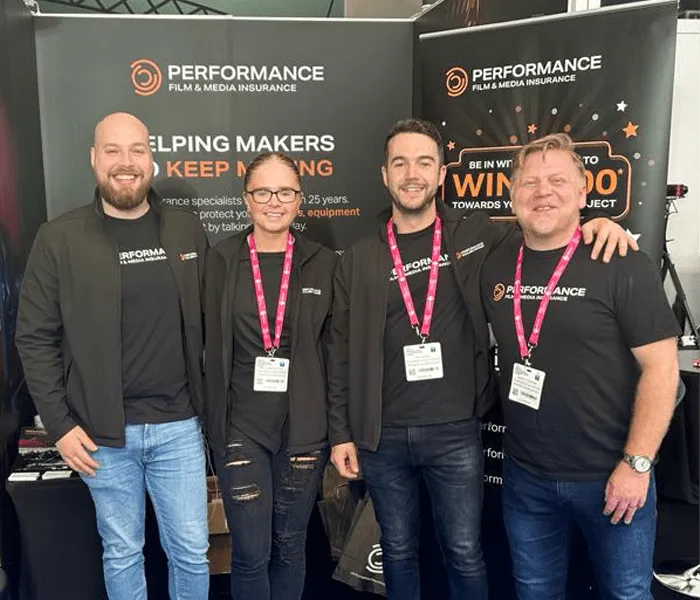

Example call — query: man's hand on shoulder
[581,218,639,263]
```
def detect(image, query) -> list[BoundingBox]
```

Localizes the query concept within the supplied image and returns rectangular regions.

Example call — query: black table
[0,413,18,600]
[6,476,169,600]
[652,350,700,600]
[656,349,699,504]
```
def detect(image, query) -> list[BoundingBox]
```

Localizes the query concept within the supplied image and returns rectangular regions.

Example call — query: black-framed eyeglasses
[245,188,301,204]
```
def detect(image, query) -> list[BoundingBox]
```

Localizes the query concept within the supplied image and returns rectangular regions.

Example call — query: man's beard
[391,183,438,216]
[99,170,152,211]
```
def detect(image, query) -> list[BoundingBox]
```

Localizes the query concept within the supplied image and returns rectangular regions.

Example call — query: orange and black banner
[35,18,414,250]
[420,4,677,597]
[420,0,678,266]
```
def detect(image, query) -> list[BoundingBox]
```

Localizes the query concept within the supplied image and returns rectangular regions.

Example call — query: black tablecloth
[7,477,106,600]
[656,349,700,504]
[0,413,18,600]
[6,476,168,600]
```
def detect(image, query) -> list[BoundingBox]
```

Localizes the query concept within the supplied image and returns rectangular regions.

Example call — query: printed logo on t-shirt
[179,251,198,262]
[389,253,451,282]
[493,283,506,302]
[492,282,587,302]
[118,247,168,265]
[455,242,485,260]
[302,287,322,296]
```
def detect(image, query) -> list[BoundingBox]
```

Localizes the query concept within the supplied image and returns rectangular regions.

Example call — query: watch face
[633,456,652,472]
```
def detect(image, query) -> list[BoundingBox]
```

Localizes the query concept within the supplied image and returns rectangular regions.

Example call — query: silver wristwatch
[622,454,653,474]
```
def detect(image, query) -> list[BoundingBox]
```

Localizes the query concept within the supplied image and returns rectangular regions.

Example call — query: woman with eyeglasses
[203,152,336,600]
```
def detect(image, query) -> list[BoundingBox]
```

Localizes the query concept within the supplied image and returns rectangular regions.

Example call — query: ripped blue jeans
[213,427,328,600]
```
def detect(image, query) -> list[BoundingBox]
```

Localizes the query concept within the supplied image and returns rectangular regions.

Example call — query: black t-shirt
[229,252,293,452]
[382,223,476,426]
[104,210,193,425]
[481,234,680,480]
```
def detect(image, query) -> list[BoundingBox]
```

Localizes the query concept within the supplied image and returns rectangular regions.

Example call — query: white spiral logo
[366,544,383,575]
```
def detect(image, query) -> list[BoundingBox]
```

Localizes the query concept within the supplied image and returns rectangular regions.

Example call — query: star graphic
[622,121,639,138]
[447,140,456,151]
[527,124,538,134]
[616,101,628,112]
[625,228,641,242]
[617,168,624,174]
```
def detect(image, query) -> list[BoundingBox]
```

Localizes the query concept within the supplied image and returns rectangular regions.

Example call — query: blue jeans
[359,419,487,600]
[213,428,328,600]
[502,457,656,600]
[81,416,209,600]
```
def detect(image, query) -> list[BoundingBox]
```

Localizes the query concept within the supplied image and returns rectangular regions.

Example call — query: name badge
[508,362,545,410]
[253,357,290,392]
[403,342,444,382]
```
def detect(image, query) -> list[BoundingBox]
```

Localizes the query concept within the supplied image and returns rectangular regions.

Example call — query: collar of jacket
[376,199,464,242]
[229,224,322,265]
[91,187,164,219]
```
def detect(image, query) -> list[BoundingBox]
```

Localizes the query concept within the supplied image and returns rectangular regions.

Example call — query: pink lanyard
[386,216,442,343]
[247,232,294,356]
[513,227,581,364]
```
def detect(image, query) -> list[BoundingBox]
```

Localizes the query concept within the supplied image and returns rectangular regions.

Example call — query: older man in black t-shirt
[482,133,679,600]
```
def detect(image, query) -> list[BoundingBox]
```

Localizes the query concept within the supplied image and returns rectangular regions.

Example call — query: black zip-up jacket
[15,190,208,447]
[204,228,337,456]
[327,201,512,451]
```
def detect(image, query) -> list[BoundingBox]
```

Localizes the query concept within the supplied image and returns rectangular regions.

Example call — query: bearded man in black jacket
[16,112,209,600]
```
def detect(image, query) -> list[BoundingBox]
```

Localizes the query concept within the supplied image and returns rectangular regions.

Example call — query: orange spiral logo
[445,67,469,97]
[493,283,505,302]
[130,59,163,97]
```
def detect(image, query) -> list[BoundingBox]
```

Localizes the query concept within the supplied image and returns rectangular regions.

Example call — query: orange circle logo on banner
[130,59,163,96]
[445,67,469,97]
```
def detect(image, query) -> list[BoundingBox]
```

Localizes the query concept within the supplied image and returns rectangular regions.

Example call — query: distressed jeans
[213,427,328,600]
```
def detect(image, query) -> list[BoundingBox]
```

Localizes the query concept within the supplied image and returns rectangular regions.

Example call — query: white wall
[568,0,601,10]
[564,7,699,336]
[345,0,422,18]
[666,19,700,334]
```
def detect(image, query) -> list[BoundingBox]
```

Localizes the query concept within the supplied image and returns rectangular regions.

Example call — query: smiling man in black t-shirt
[481,133,679,600]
